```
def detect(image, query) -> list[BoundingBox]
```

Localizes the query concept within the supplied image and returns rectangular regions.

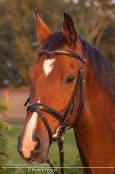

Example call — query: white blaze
[22,98,41,158]
[43,59,55,76]
[38,97,41,103]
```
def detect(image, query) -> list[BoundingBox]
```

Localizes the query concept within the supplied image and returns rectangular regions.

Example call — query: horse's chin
[27,155,48,164]
[24,148,49,164]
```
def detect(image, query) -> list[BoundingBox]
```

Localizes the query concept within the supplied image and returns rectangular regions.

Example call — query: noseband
[25,48,86,174]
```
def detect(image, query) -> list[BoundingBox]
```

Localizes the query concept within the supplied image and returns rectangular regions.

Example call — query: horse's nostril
[32,136,40,146]
[32,149,40,156]
[32,135,39,142]
[32,139,41,155]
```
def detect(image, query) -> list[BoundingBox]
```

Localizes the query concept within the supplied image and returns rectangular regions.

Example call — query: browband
[38,50,85,63]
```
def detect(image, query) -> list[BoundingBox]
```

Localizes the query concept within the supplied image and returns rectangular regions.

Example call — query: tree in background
[0,0,114,87]
[77,0,115,47]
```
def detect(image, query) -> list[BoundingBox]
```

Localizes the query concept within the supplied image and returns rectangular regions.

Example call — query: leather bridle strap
[27,68,84,140]
[27,108,53,145]
[46,159,58,174]
[24,97,29,107]
[26,68,84,174]
[38,50,85,63]
[27,103,63,124]
[58,139,64,174]
[26,48,85,174]
[72,72,85,127]
[27,104,64,145]
[62,69,84,129]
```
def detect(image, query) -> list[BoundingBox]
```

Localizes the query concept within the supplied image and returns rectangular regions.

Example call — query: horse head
[17,10,85,164]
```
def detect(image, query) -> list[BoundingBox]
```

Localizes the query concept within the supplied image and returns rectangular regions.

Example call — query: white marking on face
[21,96,42,158]
[22,112,38,158]
[43,59,55,76]
[38,97,41,103]
[21,97,42,158]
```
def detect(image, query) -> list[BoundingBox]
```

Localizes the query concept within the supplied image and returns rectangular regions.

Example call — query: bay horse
[17,9,115,174]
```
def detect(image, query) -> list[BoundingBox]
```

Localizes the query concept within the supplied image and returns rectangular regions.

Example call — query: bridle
[24,47,86,174]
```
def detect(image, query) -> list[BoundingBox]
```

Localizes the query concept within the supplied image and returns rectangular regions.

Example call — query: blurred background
[0,0,115,174]
[0,0,115,88]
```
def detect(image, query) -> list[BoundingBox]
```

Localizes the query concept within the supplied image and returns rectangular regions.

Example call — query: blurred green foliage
[0,100,9,111]
[0,100,11,174]
[0,0,114,87]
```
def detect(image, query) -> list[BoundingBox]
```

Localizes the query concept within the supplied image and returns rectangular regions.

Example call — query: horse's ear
[63,12,77,47]
[35,9,52,41]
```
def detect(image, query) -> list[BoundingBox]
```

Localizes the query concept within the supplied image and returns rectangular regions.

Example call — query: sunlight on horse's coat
[22,112,38,158]
[43,59,55,76]
[17,10,115,171]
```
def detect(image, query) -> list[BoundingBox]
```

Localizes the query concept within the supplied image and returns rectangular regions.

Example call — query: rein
[25,49,85,174]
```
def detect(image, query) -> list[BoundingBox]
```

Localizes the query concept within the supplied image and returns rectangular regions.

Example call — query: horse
[17,9,115,174]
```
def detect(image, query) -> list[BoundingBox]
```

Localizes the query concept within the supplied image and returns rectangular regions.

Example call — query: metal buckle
[52,126,64,141]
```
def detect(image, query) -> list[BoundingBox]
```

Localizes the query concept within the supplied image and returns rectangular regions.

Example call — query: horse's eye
[65,75,76,83]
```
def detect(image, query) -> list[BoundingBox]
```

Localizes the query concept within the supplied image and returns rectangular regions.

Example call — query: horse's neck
[74,60,115,168]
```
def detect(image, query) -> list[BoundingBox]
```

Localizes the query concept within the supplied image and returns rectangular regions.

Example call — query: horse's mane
[80,36,115,102]
[40,31,115,102]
